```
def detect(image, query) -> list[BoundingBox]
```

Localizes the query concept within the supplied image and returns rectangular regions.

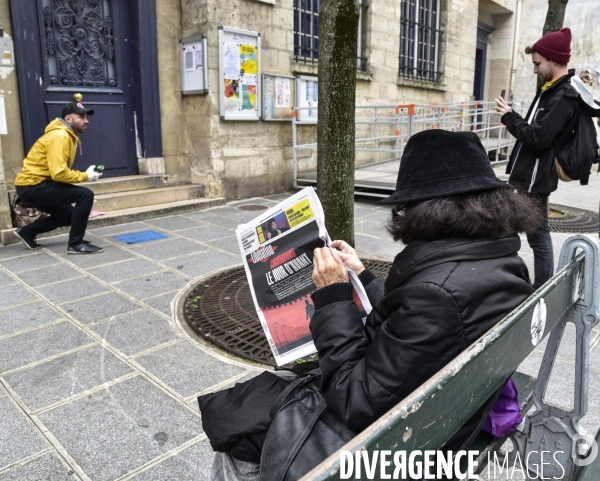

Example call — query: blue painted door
[12,0,138,178]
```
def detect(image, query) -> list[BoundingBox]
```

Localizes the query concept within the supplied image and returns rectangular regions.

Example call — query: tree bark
[317,0,361,246]
[543,0,569,36]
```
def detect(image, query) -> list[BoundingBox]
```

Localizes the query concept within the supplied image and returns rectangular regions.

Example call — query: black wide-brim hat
[378,129,508,205]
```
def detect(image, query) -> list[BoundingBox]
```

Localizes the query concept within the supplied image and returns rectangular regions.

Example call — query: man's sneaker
[67,243,104,254]
[14,228,42,250]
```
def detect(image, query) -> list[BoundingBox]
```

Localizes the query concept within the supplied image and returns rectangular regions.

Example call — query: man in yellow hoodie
[14,102,104,254]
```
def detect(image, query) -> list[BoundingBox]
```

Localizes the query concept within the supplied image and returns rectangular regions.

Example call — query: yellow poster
[240,44,258,76]
[284,198,314,228]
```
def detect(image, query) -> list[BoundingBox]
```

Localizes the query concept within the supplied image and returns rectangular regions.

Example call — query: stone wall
[0,0,24,228]
[173,0,493,199]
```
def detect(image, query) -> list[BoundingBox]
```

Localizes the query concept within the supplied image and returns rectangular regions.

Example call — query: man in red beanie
[494,27,579,289]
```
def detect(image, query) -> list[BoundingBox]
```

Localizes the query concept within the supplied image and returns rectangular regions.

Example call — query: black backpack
[555,98,600,185]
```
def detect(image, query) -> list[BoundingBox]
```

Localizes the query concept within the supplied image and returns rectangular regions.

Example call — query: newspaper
[236,187,372,366]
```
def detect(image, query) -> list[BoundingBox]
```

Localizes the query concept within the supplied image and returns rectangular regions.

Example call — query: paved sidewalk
[0,181,599,480]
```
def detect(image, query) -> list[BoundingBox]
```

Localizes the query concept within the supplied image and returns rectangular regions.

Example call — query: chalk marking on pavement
[31,372,139,416]
[0,343,97,377]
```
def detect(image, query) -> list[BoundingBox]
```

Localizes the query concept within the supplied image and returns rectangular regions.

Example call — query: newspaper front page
[236,187,372,366]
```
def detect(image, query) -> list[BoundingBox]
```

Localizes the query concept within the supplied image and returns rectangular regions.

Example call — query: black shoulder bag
[260,369,356,481]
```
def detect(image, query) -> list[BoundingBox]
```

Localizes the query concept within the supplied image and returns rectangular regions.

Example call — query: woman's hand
[312,247,349,289]
[494,97,512,117]
[330,240,365,275]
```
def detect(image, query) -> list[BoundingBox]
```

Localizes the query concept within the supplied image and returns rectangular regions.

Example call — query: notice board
[295,76,318,124]
[218,26,261,121]
[180,35,208,95]
[262,73,295,121]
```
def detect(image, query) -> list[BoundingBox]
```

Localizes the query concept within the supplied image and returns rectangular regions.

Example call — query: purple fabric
[482,379,523,438]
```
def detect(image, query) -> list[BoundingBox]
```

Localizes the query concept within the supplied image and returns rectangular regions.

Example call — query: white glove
[85,165,102,182]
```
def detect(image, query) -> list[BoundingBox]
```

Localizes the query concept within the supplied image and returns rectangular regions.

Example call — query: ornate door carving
[42,0,117,88]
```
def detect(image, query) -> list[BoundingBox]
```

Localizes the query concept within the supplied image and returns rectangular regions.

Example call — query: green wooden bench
[300,234,600,481]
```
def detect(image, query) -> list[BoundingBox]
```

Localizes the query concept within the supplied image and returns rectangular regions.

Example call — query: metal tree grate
[548,204,599,234]
[182,259,392,366]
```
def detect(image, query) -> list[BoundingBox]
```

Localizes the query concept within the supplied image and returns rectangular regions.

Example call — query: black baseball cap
[61,102,95,118]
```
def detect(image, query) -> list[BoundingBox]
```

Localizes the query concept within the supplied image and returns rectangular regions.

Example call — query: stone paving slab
[143,215,204,232]
[0,453,77,481]
[142,292,178,317]
[4,345,133,413]
[0,270,16,287]
[162,250,239,278]
[134,340,247,398]
[0,243,29,260]
[90,310,179,357]
[0,284,39,310]
[0,322,94,374]
[36,277,111,304]
[178,224,236,243]
[203,235,243,255]
[589,337,600,371]
[0,251,61,273]
[38,376,203,481]
[17,263,83,288]
[202,214,246,230]
[0,301,64,337]
[130,439,214,481]
[88,258,163,284]
[61,292,141,325]
[127,238,208,261]
[88,222,153,237]
[59,243,137,268]
[0,397,47,470]
[111,270,188,300]
[518,351,600,433]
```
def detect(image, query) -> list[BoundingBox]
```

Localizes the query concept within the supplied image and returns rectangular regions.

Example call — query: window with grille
[293,0,367,70]
[399,0,442,82]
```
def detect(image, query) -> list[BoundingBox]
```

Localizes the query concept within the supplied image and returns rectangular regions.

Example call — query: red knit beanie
[533,27,572,64]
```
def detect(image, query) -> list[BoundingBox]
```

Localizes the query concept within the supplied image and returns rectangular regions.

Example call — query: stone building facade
[0,0,598,231]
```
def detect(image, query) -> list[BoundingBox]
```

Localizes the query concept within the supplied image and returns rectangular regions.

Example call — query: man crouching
[14,102,103,254]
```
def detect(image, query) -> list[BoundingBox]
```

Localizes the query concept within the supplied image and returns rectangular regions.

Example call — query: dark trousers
[527,194,554,289]
[16,181,94,247]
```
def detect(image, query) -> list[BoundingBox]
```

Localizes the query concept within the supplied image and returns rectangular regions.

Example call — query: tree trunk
[536,0,569,89]
[543,0,569,36]
[317,0,360,246]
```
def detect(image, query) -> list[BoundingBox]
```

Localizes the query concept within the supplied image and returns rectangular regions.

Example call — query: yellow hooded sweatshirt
[15,118,89,186]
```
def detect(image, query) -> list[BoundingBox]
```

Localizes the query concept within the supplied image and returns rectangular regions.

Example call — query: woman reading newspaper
[210,130,540,480]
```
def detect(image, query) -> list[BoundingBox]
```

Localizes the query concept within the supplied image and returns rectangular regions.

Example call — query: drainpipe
[508,0,523,100]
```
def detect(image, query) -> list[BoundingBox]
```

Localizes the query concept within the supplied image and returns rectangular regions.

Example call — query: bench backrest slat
[301,253,584,481]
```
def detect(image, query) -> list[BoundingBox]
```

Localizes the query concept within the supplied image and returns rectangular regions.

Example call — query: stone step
[84,173,193,195]
[0,197,226,246]
[94,184,205,212]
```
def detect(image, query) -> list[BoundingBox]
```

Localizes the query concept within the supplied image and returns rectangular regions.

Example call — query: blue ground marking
[114,230,168,244]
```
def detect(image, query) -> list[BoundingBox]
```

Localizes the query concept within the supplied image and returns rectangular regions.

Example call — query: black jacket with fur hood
[309,236,533,449]
[502,70,580,195]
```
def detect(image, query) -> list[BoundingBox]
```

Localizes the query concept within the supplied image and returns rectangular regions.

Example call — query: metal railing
[292,101,529,193]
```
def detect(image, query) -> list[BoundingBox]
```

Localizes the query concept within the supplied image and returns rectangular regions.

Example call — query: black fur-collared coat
[310,236,533,449]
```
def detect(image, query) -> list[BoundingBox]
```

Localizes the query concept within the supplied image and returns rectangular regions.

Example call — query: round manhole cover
[548,204,599,234]
[236,204,269,212]
[182,259,392,366]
